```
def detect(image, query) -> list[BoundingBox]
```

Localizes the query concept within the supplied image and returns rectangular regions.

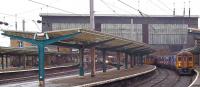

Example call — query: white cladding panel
[51,23,188,45]
[101,24,143,42]
[149,24,188,44]
[52,23,90,30]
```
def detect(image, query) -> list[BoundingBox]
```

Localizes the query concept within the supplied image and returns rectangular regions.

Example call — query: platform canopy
[1,29,154,55]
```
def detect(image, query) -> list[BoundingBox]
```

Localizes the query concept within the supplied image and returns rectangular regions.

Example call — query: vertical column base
[79,67,84,76]
[39,80,45,87]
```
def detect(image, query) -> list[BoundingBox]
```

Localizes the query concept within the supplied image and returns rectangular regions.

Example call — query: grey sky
[0,0,200,46]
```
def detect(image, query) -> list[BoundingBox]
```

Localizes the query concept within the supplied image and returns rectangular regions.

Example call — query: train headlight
[106,60,109,64]
[178,62,181,67]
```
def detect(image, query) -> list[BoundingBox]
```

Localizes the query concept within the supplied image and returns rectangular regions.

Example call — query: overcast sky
[0,0,200,47]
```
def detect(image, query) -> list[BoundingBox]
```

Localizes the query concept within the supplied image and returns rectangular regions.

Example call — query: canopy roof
[1,29,154,55]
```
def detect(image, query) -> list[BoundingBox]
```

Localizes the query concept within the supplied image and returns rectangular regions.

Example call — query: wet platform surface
[1,65,155,87]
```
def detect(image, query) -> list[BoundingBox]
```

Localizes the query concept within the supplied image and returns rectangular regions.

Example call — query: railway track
[0,64,110,85]
[0,69,79,84]
[135,68,193,87]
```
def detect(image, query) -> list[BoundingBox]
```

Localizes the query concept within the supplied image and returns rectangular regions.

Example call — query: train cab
[176,51,194,75]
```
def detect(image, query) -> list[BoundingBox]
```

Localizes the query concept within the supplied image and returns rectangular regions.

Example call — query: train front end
[176,51,194,75]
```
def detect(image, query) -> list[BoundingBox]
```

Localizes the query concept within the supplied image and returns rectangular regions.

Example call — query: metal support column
[32,56,34,67]
[138,56,140,65]
[199,54,200,66]
[5,55,8,68]
[130,54,133,68]
[1,55,4,70]
[24,55,27,69]
[117,52,120,70]
[79,48,84,76]
[102,50,107,72]
[134,55,137,65]
[38,44,45,87]
[141,55,144,65]
[19,55,21,67]
[140,55,143,65]
[91,47,96,77]
[125,53,128,69]
[138,55,141,65]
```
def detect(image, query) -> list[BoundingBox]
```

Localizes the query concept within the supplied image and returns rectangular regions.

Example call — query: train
[145,51,194,75]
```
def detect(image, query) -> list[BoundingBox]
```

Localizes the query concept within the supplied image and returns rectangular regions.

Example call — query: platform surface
[1,65,155,87]
[190,66,200,87]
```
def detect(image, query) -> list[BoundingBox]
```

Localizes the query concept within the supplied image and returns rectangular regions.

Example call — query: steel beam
[52,38,115,49]
[51,42,81,48]
[123,45,145,52]
[41,32,81,45]
[2,34,37,44]
[101,42,133,50]
[85,38,115,47]
[130,47,150,53]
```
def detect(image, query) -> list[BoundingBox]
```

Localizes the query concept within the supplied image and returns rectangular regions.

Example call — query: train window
[177,57,181,61]
[189,57,192,61]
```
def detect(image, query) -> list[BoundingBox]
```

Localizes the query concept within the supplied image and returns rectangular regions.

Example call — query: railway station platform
[1,65,156,87]
[189,67,200,87]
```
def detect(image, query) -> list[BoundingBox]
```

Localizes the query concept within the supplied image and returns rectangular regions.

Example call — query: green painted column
[125,53,128,69]
[102,50,107,72]
[79,48,84,76]
[38,44,45,87]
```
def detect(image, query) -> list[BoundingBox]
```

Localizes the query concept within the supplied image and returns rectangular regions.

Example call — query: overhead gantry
[1,29,154,87]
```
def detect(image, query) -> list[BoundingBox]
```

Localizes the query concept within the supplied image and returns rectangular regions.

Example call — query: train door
[188,56,193,68]
[183,56,188,68]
